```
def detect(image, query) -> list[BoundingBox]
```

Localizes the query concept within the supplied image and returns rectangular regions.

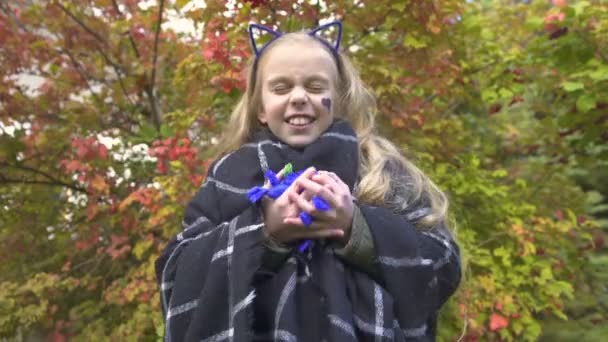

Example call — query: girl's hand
[284,171,355,245]
[261,167,345,245]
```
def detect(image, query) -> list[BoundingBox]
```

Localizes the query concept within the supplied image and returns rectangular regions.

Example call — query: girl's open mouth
[286,115,316,128]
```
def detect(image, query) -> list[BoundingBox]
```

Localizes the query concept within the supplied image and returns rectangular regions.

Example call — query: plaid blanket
[155,120,461,341]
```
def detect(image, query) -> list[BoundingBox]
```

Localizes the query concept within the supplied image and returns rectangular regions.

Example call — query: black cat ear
[308,21,343,51]
[248,23,282,57]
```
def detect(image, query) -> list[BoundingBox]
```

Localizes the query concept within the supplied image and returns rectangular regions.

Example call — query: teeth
[287,116,313,125]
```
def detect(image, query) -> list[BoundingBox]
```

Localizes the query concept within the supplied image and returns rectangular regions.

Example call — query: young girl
[156,21,461,342]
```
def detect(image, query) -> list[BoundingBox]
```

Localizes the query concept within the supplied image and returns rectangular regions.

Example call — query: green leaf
[589,66,608,81]
[481,28,494,40]
[492,169,508,178]
[589,203,608,214]
[402,34,427,49]
[566,208,578,225]
[553,309,568,320]
[576,94,596,113]
[590,254,608,266]
[513,320,524,335]
[525,16,543,29]
[561,81,584,92]
[540,267,553,281]
[384,16,400,29]
[391,3,406,11]
[526,320,542,340]
[138,123,158,142]
[498,88,513,100]
[160,125,175,138]
[156,321,165,337]
[481,88,497,102]
[572,1,591,16]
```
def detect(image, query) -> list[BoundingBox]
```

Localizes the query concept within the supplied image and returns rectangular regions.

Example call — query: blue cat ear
[248,23,282,57]
[308,20,343,51]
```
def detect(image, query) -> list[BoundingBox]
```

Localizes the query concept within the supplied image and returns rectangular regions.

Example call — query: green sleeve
[334,204,382,281]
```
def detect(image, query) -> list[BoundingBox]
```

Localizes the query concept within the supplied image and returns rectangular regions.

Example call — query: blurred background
[1,0,606,340]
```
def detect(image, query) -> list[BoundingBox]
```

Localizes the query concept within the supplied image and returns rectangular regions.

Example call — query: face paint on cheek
[322,98,331,111]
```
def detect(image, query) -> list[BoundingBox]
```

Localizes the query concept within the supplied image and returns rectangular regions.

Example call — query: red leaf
[489,313,509,331]
[60,159,91,173]
[131,26,146,40]
[110,234,129,247]
[202,47,216,60]
[544,12,566,32]
[77,227,99,251]
[577,216,587,225]
[552,0,567,7]
[495,301,503,311]
[107,245,131,260]
[412,114,425,127]
[509,95,524,106]
[157,159,168,174]
[98,144,108,160]
[549,27,568,40]
[50,330,66,342]
[243,0,268,8]
[107,234,131,260]
[489,103,502,115]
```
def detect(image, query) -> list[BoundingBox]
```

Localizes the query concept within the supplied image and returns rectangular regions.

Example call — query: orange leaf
[118,191,137,211]
[391,117,407,129]
[90,174,109,194]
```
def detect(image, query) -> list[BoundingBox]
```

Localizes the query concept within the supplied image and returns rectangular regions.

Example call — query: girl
[156,21,461,342]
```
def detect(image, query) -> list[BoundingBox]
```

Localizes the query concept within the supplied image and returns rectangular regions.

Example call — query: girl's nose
[290,88,309,107]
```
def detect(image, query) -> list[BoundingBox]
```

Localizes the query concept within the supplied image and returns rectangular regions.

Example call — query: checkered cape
[155,121,461,341]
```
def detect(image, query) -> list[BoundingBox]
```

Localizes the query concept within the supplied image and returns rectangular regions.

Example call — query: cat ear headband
[248,20,343,58]
[247,21,344,94]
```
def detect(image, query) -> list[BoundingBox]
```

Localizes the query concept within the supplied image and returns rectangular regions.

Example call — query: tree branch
[150,0,165,88]
[59,48,104,107]
[55,2,107,47]
[147,0,166,131]
[0,177,87,193]
[111,0,141,59]
[0,162,88,193]
[0,1,28,32]
[314,0,320,26]
[55,2,136,108]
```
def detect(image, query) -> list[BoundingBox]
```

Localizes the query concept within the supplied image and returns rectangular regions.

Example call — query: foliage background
[1,0,606,340]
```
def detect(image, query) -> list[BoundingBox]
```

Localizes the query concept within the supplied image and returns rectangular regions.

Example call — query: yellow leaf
[478,275,496,293]
[522,241,536,256]
[133,239,153,260]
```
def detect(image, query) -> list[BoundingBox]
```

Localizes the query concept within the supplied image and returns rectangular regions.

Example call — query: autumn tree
[0,0,605,340]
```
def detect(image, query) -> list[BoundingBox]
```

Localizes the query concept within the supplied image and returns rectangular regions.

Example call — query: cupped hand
[284,170,355,245]
[261,167,345,245]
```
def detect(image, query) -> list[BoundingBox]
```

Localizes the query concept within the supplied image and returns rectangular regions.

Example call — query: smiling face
[257,37,339,148]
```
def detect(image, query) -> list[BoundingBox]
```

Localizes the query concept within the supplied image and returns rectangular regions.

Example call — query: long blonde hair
[215,32,448,230]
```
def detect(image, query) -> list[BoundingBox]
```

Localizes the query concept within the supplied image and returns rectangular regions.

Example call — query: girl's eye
[272,84,290,93]
[307,83,325,92]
